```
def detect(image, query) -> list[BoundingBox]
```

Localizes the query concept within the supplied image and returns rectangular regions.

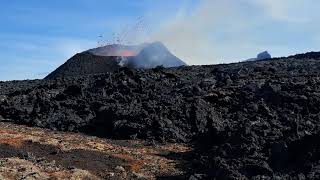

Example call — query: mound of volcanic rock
[245,51,272,62]
[45,52,121,79]
[45,42,186,79]
[2,51,320,179]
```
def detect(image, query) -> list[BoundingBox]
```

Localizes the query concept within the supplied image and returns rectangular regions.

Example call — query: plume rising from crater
[45,42,187,79]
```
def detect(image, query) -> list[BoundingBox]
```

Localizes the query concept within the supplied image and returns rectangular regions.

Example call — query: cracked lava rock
[1,51,320,179]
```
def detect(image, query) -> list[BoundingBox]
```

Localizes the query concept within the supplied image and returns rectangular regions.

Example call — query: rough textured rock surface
[2,51,320,179]
[0,122,189,179]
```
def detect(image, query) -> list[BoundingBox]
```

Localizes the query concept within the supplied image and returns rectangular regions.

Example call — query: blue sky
[0,0,320,80]
[0,0,197,80]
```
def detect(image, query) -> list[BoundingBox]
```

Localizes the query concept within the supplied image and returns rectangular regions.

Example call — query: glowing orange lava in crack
[119,50,137,57]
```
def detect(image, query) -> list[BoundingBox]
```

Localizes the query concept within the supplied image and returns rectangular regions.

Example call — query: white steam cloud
[148,0,320,65]
[151,0,240,65]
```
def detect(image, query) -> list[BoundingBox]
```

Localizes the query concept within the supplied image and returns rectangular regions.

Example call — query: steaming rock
[245,51,272,62]
[257,51,272,60]
[45,42,187,79]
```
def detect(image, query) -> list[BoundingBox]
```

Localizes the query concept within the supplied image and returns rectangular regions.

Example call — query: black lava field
[1,52,320,179]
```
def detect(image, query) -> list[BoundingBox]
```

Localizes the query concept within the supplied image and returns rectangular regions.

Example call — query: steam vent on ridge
[45,42,187,79]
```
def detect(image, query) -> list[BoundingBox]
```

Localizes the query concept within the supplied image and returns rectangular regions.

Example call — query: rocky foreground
[0,122,189,179]
[1,52,320,179]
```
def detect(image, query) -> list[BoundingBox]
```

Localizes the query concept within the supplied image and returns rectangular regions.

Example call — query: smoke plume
[148,0,317,65]
[150,0,241,65]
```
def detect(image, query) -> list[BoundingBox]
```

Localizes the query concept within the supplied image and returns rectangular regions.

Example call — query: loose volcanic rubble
[1,51,320,179]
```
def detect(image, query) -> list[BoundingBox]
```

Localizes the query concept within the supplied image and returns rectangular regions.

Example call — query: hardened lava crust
[1,51,320,179]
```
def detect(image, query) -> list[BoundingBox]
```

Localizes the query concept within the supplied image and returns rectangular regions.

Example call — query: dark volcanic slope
[2,51,320,179]
[45,52,121,79]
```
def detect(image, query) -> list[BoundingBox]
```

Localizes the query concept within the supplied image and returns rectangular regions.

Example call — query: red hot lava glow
[119,50,137,57]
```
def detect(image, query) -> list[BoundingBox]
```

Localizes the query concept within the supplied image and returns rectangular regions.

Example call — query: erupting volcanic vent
[87,44,145,57]
[45,42,187,79]
[45,16,186,79]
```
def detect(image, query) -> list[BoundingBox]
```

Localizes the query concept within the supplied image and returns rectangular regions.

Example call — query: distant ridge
[288,51,320,60]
